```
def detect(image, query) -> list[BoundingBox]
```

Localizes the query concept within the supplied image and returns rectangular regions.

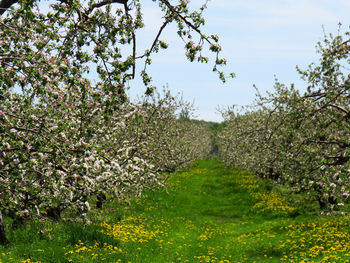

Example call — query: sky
[126,0,350,122]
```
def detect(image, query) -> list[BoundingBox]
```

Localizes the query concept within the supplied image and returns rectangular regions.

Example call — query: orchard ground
[1,160,349,263]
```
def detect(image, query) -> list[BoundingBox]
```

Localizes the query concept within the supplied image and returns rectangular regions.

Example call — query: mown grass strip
[1,159,349,262]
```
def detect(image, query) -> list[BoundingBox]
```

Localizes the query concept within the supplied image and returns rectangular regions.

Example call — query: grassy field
[1,160,349,263]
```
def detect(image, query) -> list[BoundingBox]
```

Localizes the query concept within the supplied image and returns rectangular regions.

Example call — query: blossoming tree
[217,29,350,212]
[0,0,224,244]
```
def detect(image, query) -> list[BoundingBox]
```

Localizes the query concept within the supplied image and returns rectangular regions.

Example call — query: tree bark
[96,193,106,209]
[0,210,9,245]
[0,0,18,16]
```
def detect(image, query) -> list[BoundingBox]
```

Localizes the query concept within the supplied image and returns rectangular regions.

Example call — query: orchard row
[0,86,211,242]
[0,0,221,244]
[217,29,350,212]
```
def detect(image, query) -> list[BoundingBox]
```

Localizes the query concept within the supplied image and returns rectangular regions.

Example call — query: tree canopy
[0,0,225,244]
[217,28,350,212]
[0,0,232,103]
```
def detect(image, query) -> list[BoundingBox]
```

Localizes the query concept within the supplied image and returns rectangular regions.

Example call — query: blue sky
[129,0,350,122]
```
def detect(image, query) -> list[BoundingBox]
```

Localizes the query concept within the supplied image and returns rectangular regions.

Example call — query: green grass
[1,159,350,263]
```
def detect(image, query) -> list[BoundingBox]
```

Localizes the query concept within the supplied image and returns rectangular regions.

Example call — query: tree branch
[159,0,211,44]
[86,0,127,15]
[329,103,349,116]
[0,0,17,16]
[122,0,136,81]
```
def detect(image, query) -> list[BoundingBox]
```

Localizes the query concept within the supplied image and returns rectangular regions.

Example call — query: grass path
[1,160,350,262]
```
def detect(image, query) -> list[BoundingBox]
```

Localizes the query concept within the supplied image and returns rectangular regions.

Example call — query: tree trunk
[46,206,62,221]
[96,193,106,209]
[0,211,9,245]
